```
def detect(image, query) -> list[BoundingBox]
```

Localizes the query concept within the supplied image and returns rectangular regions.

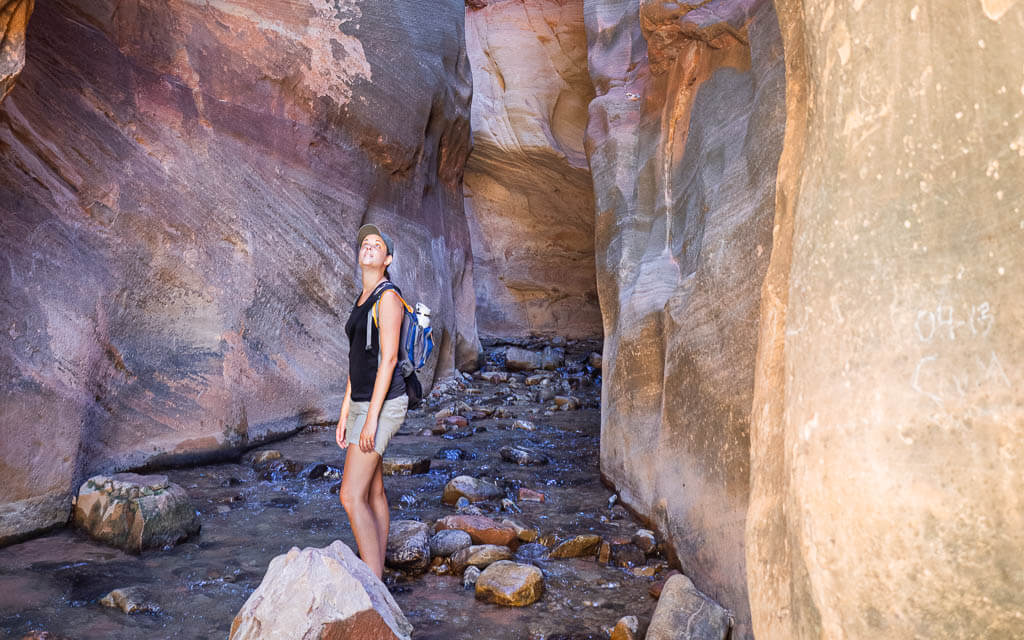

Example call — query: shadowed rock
[645,574,731,640]
[385,520,431,573]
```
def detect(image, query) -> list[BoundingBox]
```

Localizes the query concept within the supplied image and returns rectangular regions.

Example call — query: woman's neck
[361,268,387,294]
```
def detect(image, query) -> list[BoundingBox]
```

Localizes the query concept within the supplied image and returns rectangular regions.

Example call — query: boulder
[548,534,601,559]
[645,574,730,640]
[449,544,514,574]
[99,587,160,614]
[230,541,412,640]
[610,615,639,640]
[382,456,431,476]
[441,475,503,504]
[434,514,517,547]
[504,347,543,371]
[0,0,31,101]
[429,529,473,558]
[72,474,200,552]
[385,520,431,573]
[474,560,544,607]
[499,446,549,466]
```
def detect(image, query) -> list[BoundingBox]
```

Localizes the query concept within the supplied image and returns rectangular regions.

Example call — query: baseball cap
[356,224,394,256]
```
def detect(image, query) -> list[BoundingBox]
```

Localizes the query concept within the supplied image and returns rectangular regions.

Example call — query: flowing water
[0,341,662,639]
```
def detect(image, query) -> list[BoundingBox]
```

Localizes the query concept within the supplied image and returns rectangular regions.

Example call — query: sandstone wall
[464,0,601,339]
[748,1,1024,637]
[0,0,478,543]
[586,0,786,636]
[0,0,32,100]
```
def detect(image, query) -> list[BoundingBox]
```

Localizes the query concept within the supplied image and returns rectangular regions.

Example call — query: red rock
[434,515,516,547]
[517,488,545,503]
[442,416,469,428]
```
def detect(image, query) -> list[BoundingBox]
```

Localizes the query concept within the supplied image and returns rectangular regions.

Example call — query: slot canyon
[1,0,1021,638]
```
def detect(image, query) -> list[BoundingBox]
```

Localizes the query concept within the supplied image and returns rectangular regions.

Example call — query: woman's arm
[336,378,352,448]
[359,290,403,452]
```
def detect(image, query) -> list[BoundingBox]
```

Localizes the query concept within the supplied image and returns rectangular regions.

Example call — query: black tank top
[345,283,406,402]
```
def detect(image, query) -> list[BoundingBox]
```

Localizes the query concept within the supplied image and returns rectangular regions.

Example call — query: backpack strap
[364,281,395,352]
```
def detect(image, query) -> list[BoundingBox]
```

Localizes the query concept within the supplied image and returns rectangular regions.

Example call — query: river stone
[474,560,544,607]
[536,387,557,403]
[441,475,502,504]
[540,347,563,370]
[646,574,730,640]
[632,529,657,554]
[305,463,342,481]
[500,446,549,466]
[463,565,481,589]
[504,347,542,371]
[434,447,472,461]
[243,450,282,468]
[549,534,601,559]
[449,544,514,574]
[385,520,431,573]
[610,543,646,568]
[72,474,200,552]
[501,518,538,543]
[229,541,412,640]
[429,529,473,558]
[514,542,549,564]
[524,374,549,386]
[434,515,517,547]
[511,419,537,432]
[99,586,159,614]
[611,615,639,640]
[382,456,430,476]
[552,395,580,410]
[587,352,602,370]
[517,488,545,503]
[479,371,508,384]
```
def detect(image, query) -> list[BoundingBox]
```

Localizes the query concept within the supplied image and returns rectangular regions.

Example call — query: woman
[336,223,408,579]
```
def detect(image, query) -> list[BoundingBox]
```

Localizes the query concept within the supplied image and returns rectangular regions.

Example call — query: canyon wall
[464,0,601,339]
[748,1,1024,638]
[586,0,786,636]
[0,0,478,543]
[0,0,32,100]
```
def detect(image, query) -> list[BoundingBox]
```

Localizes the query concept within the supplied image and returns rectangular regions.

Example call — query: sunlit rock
[230,541,412,640]
[0,0,31,101]
[474,560,544,607]
[449,543,514,574]
[72,474,199,552]
[548,533,601,558]
[441,475,503,504]
[99,587,159,614]
[434,514,517,547]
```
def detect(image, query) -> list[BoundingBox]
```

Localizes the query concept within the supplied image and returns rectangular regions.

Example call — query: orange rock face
[0,0,478,543]
[435,514,517,547]
[464,0,600,339]
[0,0,32,101]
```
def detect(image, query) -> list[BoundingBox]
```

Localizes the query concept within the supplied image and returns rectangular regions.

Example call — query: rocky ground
[0,339,679,639]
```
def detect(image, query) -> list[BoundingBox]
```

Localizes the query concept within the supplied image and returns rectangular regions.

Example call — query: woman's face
[359,233,391,270]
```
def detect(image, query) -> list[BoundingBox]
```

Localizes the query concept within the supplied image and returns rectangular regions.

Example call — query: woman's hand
[359,416,378,452]
[336,418,348,449]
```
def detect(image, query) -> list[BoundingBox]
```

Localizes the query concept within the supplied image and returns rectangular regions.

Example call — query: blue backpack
[365,282,433,408]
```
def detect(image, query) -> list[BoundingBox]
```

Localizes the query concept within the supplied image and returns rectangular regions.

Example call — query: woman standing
[336,223,408,579]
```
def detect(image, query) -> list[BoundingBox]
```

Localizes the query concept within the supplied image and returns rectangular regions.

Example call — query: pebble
[434,447,472,460]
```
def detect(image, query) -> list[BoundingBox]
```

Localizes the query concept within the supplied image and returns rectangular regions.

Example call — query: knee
[339,486,364,512]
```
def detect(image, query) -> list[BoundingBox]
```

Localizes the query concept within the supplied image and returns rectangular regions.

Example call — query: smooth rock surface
[385,520,431,573]
[434,514,517,547]
[549,533,601,559]
[429,529,473,558]
[465,0,600,339]
[441,475,503,504]
[645,574,730,640]
[449,544,514,574]
[747,2,1024,639]
[0,0,479,543]
[229,540,412,640]
[72,474,199,552]
[474,560,544,607]
[587,0,786,635]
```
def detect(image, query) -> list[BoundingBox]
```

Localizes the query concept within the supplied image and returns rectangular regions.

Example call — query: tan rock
[610,615,638,640]
[646,574,730,640]
[0,0,31,101]
[474,560,544,607]
[449,544,513,574]
[500,518,538,542]
[99,587,159,614]
[230,541,412,640]
[548,534,601,559]
[434,514,517,547]
[517,488,545,503]
[382,456,431,476]
[441,476,503,504]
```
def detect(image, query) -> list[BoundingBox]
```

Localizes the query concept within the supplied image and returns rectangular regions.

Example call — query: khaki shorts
[345,395,408,456]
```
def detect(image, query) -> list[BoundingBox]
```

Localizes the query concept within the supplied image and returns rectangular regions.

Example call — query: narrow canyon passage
[0,341,674,640]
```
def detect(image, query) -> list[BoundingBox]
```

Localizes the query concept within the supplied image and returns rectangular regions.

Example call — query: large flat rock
[0,0,480,543]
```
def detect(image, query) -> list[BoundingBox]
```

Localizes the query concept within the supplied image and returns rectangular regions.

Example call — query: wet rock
[500,498,521,514]
[511,419,537,432]
[479,371,508,384]
[441,415,468,428]
[243,450,283,468]
[500,446,549,466]
[610,543,646,568]
[463,566,481,588]
[441,430,474,441]
[73,473,200,552]
[230,541,412,640]
[221,477,242,487]
[518,488,545,503]
[524,374,549,386]
[598,541,612,564]
[514,542,549,563]
[382,455,431,476]
[455,497,471,509]
[475,561,544,607]
[305,463,342,481]
[587,352,602,370]
[434,515,517,547]
[536,387,557,403]
[386,520,431,573]
[550,336,567,347]
[429,529,472,558]
[504,347,543,371]
[449,544,514,574]
[610,615,639,640]
[493,406,514,419]
[553,395,580,410]
[99,586,160,614]
[258,460,299,482]
[434,447,472,461]
[501,518,538,543]
[632,529,657,554]
[549,534,601,559]
[540,347,564,370]
[441,476,503,504]
[646,574,731,640]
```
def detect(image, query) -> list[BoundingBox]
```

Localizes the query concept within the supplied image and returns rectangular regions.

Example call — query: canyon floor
[0,340,671,639]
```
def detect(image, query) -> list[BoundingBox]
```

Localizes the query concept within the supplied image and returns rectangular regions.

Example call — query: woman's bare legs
[368,458,390,571]
[340,446,387,578]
